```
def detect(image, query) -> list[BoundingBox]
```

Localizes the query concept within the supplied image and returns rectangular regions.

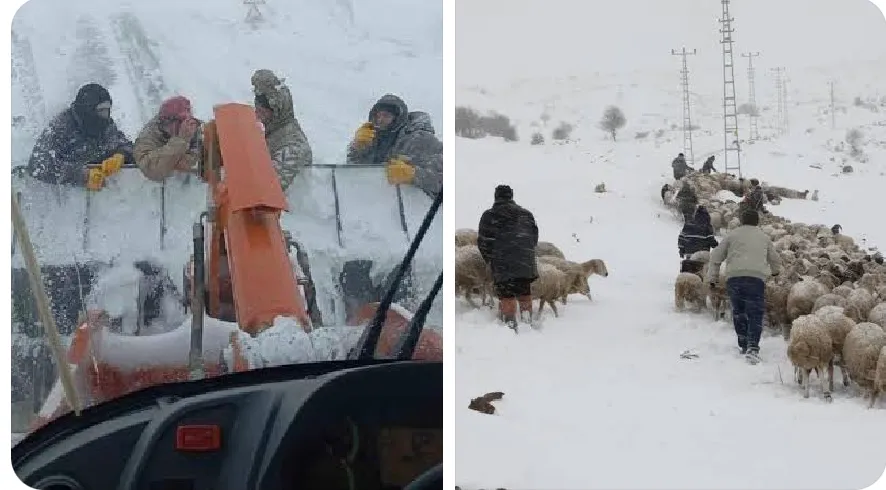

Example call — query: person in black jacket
[477,185,539,331]
[739,178,767,214]
[26,83,134,188]
[675,182,699,221]
[678,206,719,258]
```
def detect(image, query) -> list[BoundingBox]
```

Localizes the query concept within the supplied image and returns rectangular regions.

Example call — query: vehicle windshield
[11,0,443,445]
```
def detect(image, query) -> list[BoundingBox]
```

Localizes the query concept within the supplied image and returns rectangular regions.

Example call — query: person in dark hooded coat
[678,206,719,258]
[346,94,443,198]
[477,185,539,331]
[675,182,699,221]
[672,153,693,180]
[26,83,134,188]
[700,155,716,174]
[739,178,768,214]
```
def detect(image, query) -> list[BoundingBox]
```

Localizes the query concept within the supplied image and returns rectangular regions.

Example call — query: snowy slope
[454,58,886,489]
[10,0,443,327]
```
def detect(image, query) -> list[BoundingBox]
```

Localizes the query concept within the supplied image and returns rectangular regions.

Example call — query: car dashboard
[12,360,442,490]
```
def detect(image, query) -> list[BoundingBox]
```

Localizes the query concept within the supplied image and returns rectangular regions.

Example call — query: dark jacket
[676,185,698,216]
[477,198,539,283]
[27,108,134,186]
[347,94,443,198]
[739,185,767,214]
[678,206,719,257]
[701,156,716,174]
[672,156,692,180]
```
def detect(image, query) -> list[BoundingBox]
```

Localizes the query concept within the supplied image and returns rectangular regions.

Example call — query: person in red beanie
[133,95,202,182]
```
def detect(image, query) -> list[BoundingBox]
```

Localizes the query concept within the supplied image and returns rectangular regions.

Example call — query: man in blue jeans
[705,208,782,362]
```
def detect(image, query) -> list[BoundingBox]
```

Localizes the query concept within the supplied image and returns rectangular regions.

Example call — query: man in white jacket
[706,209,782,362]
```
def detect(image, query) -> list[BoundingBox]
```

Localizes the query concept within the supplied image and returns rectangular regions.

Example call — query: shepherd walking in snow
[133,95,202,182]
[739,178,768,214]
[26,83,134,189]
[678,206,718,259]
[346,93,443,198]
[675,182,699,222]
[251,69,313,192]
[705,209,782,361]
[671,152,693,180]
[477,185,539,331]
[700,155,716,174]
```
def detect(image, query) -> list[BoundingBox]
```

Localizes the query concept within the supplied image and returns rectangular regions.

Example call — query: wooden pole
[11,194,82,415]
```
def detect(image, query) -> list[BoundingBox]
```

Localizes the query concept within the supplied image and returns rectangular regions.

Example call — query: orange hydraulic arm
[201,103,311,335]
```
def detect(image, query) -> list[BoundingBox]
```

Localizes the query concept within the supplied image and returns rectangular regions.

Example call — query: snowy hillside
[454,33,886,490]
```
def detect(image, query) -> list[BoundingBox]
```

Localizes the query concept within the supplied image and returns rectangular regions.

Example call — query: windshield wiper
[348,187,442,360]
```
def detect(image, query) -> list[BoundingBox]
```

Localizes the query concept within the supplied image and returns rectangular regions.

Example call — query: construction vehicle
[12,102,443,431]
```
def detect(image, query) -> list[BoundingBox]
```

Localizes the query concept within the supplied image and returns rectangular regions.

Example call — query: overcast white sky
[457,0,886,84]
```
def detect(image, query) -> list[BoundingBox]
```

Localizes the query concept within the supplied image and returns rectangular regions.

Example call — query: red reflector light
[175,425,221,452]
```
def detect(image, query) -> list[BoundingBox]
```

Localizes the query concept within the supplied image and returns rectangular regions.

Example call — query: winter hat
[494,184,513,201]
[159,96,192,120]
[73,83,112,112]
[72,83,112,136]
[749,178,760,186]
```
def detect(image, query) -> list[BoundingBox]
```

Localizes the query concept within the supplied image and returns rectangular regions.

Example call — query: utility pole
[783,74,790,135]
[772,67,785,136]
[719,0,742,177]
[244,0,266,26]
[829,80,836,129]
[671,47,697,166]
[741,52,760,141]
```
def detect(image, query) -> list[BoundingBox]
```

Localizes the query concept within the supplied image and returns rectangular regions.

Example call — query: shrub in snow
[846,128,864,158]
[599,105,626,141]
[531,132,545,145]
[455,106,519,142]
[551,121,573,141]
[635,131,649,139]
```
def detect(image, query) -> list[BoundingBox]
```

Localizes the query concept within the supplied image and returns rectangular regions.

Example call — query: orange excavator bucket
[346,303,442,361]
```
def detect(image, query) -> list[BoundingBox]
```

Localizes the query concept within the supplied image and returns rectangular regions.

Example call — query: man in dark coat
[672,153,693,180]
[27,83,134,188]
[346,94,443,198]
[477,185,539,331]
[675,182,699,221]
[700,155,716,174]
[739,178,767,214]
[678,206,719,258]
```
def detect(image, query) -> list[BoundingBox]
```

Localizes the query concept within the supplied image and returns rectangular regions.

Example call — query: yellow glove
[100,153,125,175]
[86,168,105,191]
[386,157,415,185]
[354,122,375,147]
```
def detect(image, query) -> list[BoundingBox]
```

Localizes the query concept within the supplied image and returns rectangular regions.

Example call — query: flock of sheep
[663,171,886,408]
[454,230,609,319]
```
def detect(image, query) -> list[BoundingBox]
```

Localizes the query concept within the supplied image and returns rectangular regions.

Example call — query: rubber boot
[499,297,519,332]
[517,295,534,327]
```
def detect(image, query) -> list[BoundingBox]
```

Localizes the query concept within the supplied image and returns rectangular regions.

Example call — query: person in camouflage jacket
[133,96,202,182]
[346,94,443,198]
[251,69,313,191]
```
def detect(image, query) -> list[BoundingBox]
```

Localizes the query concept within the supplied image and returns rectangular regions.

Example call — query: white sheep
[454,245,493,308]
[455,228,478,248]
[675,272,707,312]
[845,288,876,323]
[531,262,568,318]
[873,346,886,408]
[842,322,886,407]
[536,241,566,259]
[813,305,856,388]
[868,303,886,329]
[786,314,835,401]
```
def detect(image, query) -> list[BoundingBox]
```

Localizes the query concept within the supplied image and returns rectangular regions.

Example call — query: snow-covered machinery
[14,103,442,430]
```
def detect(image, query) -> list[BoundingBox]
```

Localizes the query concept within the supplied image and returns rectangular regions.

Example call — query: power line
[671,47,697,166]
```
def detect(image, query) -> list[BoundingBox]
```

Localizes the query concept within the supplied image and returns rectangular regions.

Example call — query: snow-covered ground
[10,0,442,441]
[454,37,886,490]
